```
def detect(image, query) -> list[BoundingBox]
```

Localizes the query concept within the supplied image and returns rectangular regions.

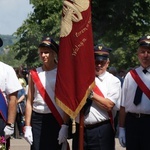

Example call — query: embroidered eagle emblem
[60,0,89,37]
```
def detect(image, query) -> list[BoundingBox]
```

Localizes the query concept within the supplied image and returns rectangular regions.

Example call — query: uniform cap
[38,37,59,54]
[94,44,112,61]
[137,35,150,47]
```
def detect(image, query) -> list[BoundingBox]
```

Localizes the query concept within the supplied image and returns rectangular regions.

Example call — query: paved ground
[10,137,125,150]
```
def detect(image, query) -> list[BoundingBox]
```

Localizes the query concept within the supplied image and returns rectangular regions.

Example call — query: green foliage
[0,35,16,53]
[9,0,150,70]
[0,35,25,67]
[0,47,26,68]
[92,0,150,70]
[12,0,62,67]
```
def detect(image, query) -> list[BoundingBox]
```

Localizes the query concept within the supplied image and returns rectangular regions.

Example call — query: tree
[11,0,150,70]
[92,0,150,70]
[12,0,62,67]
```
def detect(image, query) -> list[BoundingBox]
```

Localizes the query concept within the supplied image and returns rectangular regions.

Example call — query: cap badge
[98,46,102,50]
[42,40,51,45]
[147,36,150,39]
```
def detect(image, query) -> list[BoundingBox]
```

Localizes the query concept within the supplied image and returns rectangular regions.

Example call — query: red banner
[55,0,95,119]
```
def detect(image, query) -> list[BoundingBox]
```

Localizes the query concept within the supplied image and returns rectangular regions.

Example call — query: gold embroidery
[60,0,90,37]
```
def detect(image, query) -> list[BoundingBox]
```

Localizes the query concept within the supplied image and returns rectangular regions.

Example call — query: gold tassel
[72,118,76,134]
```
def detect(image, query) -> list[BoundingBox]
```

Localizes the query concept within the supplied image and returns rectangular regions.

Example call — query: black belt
[84,120,110,129]
[128,112,150,118]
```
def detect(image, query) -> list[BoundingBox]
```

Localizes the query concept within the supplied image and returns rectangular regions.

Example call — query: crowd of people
[0,34,150,150]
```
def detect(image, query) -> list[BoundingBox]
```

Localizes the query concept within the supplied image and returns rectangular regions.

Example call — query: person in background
[24,70,29,100]
[21,67,29,85]
[14,75,26,139]
[0,37,22,149]
[58,44,121,150]
[119,35,150,150]
[15,67,28,101]
[118,69,126,79]
[24,37,65,150]
[108,66,124,87]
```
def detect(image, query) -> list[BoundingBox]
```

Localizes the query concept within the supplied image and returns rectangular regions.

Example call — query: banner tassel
[72,119,76,134]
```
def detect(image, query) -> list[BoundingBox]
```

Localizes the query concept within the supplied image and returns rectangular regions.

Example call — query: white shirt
[121,66,150,114]
[84,71,121,125]
[32,67,63,118]
[0,61,22,101]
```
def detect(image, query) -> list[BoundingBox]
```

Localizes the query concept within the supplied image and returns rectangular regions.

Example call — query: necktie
[143,69,148,74]
[133,86,143,105]
[133,69,147,105]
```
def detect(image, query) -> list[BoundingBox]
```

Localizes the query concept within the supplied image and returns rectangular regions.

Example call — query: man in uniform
[119,35,150,150]
[79,44,121,150]
[0,37,22,149]
[58,44,121,150]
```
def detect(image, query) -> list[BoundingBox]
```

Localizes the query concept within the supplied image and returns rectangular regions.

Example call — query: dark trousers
[72,121,115,150]
[125,113,150,150]
[0,115,10,150]
[31,111,62,150]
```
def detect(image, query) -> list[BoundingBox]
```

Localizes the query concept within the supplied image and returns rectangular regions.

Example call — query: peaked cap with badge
[38,37,59,54]
[137,35,150,47]
[94,44,112,61]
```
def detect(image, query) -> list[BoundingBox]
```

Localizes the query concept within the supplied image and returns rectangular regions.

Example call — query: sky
[0,0,33,35]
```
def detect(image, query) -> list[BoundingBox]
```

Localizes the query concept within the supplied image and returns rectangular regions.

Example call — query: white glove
[58,124,69,144]
[24,126,33,145]
[4,125,14,139]
[118,127,126,147]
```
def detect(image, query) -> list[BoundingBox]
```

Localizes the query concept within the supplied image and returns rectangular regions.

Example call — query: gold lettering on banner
[72,16,91,56]
[60,0,89,37]
[72,38,87,56]
[75,16,91,38]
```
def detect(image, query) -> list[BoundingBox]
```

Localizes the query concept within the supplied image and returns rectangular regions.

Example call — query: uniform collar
[96,71,107,81]
[140,65,150,73]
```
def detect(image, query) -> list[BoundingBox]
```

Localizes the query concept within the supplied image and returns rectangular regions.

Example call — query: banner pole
[79,108,84,150]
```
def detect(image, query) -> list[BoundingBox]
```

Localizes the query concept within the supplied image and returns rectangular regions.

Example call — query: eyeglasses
[95,60,107,67]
